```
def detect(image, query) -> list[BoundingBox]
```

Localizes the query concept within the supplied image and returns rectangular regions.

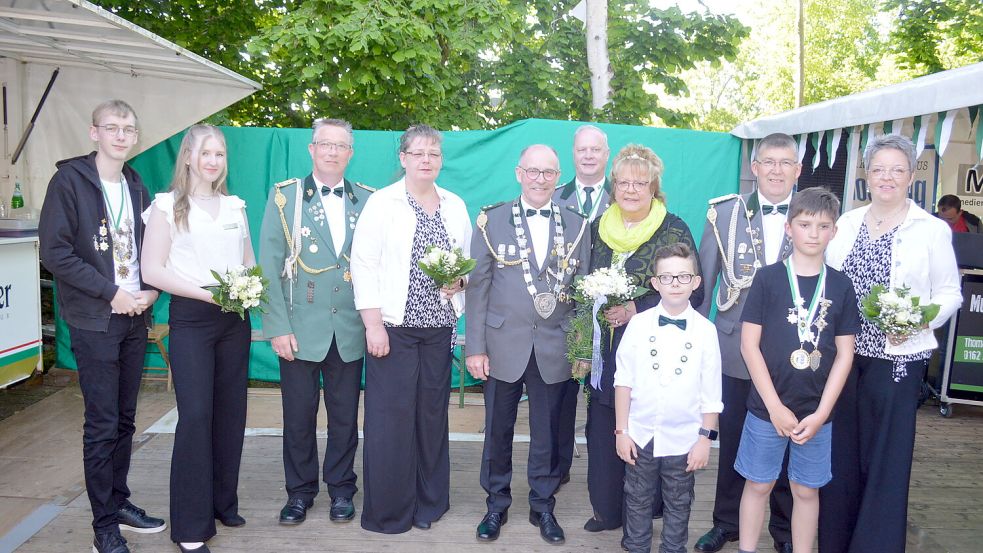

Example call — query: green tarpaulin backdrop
[55,118,740,386]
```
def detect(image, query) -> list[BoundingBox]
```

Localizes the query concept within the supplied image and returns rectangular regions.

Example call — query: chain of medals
[100,178,134,279]
[511,202,567,319]
[785,256,832,371]
[707,196,761,312]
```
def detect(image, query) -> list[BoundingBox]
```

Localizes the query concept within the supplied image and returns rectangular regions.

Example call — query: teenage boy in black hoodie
[39,100,165,553]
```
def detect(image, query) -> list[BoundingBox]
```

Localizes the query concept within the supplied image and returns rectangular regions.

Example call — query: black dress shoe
[216,513,246,527]
[329,497,355,522]
[413,520,431,530]
[92,532,129,553]
[774,541,793,553]
[476,511,508,541]
[117,501,166,534]
[176,544,210,553]
[278,498,312,525]
[583,516,620,532]
[694,526,739,552]
[529,510,565,545]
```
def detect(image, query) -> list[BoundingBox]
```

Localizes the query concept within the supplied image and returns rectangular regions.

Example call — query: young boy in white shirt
[614,242,723,553]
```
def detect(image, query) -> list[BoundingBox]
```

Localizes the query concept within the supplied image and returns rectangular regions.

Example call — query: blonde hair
[610,144,665,202]
[91,99,138,128]
[169,124,229,232]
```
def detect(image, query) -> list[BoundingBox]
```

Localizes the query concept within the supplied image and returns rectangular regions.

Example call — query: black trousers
[168,297,250,543]
[819,356,926,553]
[712,374,792,542]
[280,337,362,502]
[480,351,564,514]
[69,314,148,533]
[361,326,452,534]
[556,378,580,478]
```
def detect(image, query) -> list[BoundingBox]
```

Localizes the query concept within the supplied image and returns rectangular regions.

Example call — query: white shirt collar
[759,190,793,208]
[655,302,694,322]
[312,175,344,191]
[520,197,553,214]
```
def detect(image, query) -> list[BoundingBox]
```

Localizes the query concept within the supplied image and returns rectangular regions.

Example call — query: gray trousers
[623,441,694,553]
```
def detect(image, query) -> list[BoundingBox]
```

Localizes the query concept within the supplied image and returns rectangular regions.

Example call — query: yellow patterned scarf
[598,199,667,254]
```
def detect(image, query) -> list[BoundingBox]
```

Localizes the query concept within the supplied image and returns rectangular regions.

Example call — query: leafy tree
[883,0,983,74]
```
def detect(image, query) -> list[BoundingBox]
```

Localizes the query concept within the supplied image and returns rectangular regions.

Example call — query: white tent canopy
[0,0,260,211]
[731,62,983,212]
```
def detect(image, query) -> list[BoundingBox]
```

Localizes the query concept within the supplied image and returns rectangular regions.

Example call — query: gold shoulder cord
[274,186,344,275]
[476,210,523,266]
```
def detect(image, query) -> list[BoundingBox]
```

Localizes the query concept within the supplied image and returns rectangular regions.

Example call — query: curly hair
[610,144,665,202]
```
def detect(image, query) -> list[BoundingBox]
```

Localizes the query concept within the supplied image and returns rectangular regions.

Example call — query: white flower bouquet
[208,265,270,320]
[566,267,643,379]
[417,246,476,287]
[860,285,940,345]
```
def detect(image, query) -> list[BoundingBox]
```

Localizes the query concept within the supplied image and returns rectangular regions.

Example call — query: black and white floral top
[842,223,930,377]
[388,194,457,329]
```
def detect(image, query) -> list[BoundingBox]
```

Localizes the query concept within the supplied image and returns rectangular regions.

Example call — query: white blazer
[350,178,472,325]
[826,200,962,355]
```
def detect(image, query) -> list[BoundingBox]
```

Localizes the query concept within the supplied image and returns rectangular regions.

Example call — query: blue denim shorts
[734,412,832,489]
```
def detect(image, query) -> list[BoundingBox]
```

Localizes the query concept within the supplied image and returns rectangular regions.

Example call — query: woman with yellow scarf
[583,144,703,538]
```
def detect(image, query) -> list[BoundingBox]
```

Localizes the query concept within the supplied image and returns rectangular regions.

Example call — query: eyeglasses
[614,180,648,191]
[312,140,352,152]
[519,167,560,181]
[404,150,442,160]
[96,124,138,137]
[755,159,797,170]
[655,273,695,285]
[867,166,909,180]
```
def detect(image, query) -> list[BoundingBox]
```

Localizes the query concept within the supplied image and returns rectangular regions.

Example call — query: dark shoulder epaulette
[481,201,509,212]
[707,193,738,205]
[274,178,301,189]
[354,181,376,192]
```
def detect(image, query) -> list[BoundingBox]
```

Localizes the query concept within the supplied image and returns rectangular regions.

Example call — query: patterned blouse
[841,222,930,378]
[388,194,457,329]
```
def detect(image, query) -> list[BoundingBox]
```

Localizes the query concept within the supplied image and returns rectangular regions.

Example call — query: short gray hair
[399,124,442,152]
[312,118,353,143]
[756,132,797,157]
[574,124,608,147]
[864,133,917,173]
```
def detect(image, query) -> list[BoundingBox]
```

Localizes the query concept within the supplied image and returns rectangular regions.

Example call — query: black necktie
[658,315,687,331]
[321,185,343,197]
[761,204,788,215]
[583,186,595,215]
[526,208,551,218]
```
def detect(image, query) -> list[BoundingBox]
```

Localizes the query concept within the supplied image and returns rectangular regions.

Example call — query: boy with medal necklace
[734,188,860,553]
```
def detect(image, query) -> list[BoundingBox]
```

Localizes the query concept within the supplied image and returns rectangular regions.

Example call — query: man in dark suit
[466,144,591,545]
[694,133,799,553]
[259,118,372,526]
[551,124,611,485]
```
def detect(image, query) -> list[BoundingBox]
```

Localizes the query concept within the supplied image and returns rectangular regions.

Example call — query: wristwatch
[699,427,719,441]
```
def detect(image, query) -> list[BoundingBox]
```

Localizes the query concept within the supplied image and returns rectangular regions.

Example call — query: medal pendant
[116,265,129,279]
[309,244,319,254]
[790,348,810,370]
[533,292,557,319]
[343,269,352,282]
[809,350,822,371]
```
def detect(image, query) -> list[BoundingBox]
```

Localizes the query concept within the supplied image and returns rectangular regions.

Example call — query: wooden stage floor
[1,380,980,553]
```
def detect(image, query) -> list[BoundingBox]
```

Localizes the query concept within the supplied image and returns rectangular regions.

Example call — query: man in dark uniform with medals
[258,118,373,526]
[466,145,591,545]
[694,133,800,553]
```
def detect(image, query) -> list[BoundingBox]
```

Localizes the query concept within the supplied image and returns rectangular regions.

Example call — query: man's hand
[686,438,712,472]
[790,412,826,445]
[271,334,299,362]
[768,404,799,437]
[465,354,490,381]
[110,289,141,316]
[366,324,390,358]
[133,290,159,315]
[616,434,638,466]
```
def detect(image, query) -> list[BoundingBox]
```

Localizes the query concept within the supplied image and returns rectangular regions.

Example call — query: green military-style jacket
[258,175,373,363]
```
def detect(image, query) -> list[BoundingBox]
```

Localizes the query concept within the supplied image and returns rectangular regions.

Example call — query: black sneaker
[118,501,166,533]
[92,532,129,553]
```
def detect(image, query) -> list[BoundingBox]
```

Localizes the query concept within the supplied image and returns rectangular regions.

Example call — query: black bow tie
[761,204,788,215]
[658,315,687,331]
[321,185,344,198]
[526,208,552,218]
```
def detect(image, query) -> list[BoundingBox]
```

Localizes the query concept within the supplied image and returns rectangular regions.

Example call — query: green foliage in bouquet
[208,265,270,320]
[417,246,476,287]
[860,284,940,336]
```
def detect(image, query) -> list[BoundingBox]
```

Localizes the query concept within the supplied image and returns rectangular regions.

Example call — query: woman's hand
[440,278,465,300]
[616,434,638,465]
[603,300,636,328]
[366,324,390,357]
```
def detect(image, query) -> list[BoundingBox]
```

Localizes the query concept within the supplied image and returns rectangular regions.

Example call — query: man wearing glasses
[466,145,591,545]
[258,118,373,526]
[39,100,164,553]
[694,132,800,553]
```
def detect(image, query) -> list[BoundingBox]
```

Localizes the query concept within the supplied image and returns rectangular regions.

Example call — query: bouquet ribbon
[589,295,606,389]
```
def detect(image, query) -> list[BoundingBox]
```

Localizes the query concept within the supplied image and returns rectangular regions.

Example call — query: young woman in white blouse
[141,125,254,553]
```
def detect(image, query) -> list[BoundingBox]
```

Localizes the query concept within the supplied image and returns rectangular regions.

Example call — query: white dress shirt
[614,304,724,456]
[314,175,345,255]
[142,192,248,287]
[351,179,472,324]
[575,178,604,222]
[520,197,552,269]
[759,191,792,266]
